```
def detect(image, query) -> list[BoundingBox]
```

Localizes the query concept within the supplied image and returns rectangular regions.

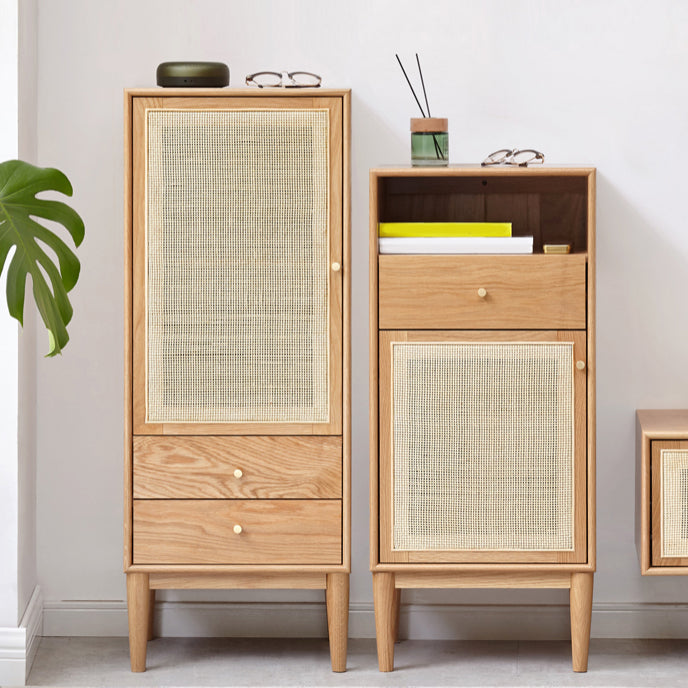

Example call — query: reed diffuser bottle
[396,53,448,166]
[410,117,448,166]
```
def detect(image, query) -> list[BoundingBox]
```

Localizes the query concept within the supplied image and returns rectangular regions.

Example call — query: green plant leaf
[0,160,85,356]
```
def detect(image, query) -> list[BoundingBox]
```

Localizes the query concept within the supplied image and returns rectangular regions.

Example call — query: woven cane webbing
[660,450,688,558]
[145,109,330,423]
[392,342,575,551]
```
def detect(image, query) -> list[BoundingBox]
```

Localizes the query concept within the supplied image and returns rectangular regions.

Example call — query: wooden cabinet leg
[148,589,156,641]
[326,573,349,672]
[570,572,593,672]
[373,572,396,672]
[391,588,401,643]
[127,573,150,672]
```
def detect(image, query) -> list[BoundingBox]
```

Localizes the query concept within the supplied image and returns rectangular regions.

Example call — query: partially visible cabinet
[637,410,688,574]
[124,89,350,671]
[370,167,596,672]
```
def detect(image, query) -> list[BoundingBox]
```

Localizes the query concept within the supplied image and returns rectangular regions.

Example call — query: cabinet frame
[124,88,351,673]
[369,166,596,673]
[125,88,351,576]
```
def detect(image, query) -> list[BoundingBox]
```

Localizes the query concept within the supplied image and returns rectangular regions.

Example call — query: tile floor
[22,637,688,687]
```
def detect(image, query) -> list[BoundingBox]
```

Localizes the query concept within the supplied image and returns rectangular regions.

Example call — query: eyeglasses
[245,71,322,88]
[481,149,545,167]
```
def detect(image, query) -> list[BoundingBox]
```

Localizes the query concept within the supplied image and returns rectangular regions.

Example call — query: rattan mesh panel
[392,342,575,551]
[660,450,688,557]
[145,109,330,423]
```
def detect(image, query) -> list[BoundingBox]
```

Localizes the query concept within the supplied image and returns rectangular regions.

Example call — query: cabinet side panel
[124,91,134,569]
[636,414,648,571]
[586,170,596,569]
[340,92,351,569]
[370,172,381,568]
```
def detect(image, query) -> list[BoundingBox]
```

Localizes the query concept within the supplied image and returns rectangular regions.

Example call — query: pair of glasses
[481,149,545,167]
[245,71,322,88]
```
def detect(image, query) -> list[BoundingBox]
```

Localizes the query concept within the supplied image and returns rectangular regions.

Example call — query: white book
[378,236,534,255]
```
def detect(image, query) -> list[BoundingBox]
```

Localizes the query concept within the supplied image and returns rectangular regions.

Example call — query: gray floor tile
[23,637,688,688]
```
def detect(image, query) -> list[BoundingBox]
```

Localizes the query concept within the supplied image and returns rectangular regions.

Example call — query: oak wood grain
[133,435,341,499]
[133,499,341,565]
[126,573,150,672]
[326,573,349,671]
[570,572,593,672]
[149,572,327,589]
[394,571,571,588]
[378,254,586,330]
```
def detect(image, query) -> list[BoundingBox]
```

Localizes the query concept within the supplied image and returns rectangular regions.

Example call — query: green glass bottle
[411,117,448,166]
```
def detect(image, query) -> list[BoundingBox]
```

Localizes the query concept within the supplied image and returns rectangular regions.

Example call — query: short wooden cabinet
[124,88,350,671]
[637,410,688,574]
[369,167,596,672]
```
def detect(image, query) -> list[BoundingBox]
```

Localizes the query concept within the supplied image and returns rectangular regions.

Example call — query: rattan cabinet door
[379,330,587,564]
[651,440,688,567]
[131,97,343,435]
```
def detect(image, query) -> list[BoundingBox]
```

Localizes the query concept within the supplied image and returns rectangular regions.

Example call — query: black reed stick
[396,53,445,161]
[395,54,426,118]
[416,53,432,118]
[415,53,443,159]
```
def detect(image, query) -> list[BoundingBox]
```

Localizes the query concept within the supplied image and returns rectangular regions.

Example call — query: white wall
[34,0,688,638]
[18,0,38,623]
[0,0,19,629]
[0,2,41,682]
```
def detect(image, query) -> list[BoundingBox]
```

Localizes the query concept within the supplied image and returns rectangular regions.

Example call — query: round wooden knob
[477,288,487,298]
[576,360,586,370]
[331,262,341,272]
[233,524,243,534]
[233,469,243,479]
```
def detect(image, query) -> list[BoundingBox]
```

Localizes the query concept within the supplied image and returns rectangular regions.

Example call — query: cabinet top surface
[126,87,350,98]
[370,165,595,177]
[637,409,688,435]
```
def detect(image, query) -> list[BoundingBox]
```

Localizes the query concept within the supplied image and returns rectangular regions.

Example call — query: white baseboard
[42,599,688,640]
[0,586,43,687]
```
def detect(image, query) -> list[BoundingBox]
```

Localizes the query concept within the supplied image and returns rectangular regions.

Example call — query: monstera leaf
[0,160,85,356]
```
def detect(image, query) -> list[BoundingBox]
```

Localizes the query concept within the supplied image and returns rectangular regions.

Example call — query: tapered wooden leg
[570,572,593,672]
[127,573,150,672]
[373,572,396,671]
[326,573,349,672]
[148,589,156,641]
[391,588,401,643]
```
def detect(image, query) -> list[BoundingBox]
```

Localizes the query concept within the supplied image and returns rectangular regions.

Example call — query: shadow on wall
[351,93,408,172]
[347,92,407,600]
[595,171,688,605]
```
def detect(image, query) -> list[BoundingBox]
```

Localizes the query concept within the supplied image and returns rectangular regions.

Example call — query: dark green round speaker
[156,62,229,88]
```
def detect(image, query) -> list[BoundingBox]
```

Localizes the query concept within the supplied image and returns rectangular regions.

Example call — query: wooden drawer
[133,436,341,499]
[133,499,342,564]
[378,254,586,330]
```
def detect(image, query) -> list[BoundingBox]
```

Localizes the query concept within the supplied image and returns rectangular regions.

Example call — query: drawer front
[133,436,341,499]
[378,254,586,330]
[133,499,342,564]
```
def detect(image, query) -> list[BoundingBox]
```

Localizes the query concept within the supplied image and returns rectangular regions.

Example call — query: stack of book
[378,222,533,254]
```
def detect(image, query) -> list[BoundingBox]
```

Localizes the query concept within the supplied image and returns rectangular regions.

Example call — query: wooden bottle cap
[411,117,448,133]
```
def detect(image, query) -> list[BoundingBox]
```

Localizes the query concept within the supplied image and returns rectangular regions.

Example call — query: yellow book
[379,222,512,238]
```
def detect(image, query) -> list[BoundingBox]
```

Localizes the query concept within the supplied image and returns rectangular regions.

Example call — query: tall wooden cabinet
[369,167,596,672]
[124,88,350,671]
